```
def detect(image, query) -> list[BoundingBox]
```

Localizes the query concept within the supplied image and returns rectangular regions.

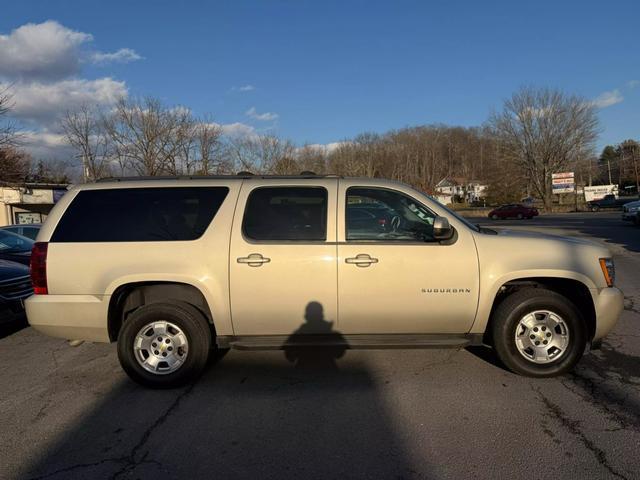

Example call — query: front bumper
[25,294,111,342]
[592,287,624,341]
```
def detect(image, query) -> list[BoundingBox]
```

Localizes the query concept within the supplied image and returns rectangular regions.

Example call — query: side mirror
[433,216,453,240]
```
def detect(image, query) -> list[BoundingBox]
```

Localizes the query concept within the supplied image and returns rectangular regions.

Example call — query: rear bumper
[25,294,111,342]
[592,287,624,341]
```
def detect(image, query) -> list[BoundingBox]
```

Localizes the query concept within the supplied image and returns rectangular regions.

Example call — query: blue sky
[1,0,639,158]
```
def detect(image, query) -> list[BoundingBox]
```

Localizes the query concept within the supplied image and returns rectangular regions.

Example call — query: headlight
[599,258,615,287]
[631,206,640,212]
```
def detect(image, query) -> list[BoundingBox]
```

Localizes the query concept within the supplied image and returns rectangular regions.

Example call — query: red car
[488,204,539,220]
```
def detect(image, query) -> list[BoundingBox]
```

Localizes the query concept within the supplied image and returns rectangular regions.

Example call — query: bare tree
[28,158,73,184]
[194,120,225,174]
[618,140,640,193]
[0,86,30,183]
[62,104,113,181]
[104,97,194,176]
[0,85,19,149]
[227,134,296,173]
[489,87,599,209]
[0,147,31,183]
[297,144,329,174]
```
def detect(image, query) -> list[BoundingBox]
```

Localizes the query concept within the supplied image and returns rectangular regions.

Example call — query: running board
[219,334,483,351]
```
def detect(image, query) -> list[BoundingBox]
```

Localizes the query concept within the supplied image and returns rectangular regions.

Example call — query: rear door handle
[237,253,271,267]
[345,253,378,267]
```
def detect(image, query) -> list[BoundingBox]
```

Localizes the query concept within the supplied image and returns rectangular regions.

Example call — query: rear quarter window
[51,187,229,242]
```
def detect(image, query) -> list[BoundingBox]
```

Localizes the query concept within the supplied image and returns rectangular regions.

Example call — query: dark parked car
[0,223,42,240]
[488,204,539,220]
[0,259,32,324]
[587,194,639,212]
[0,230,34,266]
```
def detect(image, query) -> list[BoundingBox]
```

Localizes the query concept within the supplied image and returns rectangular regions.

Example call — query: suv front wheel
[491,288,586,377]
[117,302,212,388]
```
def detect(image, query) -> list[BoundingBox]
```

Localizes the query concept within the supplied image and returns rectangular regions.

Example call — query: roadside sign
[552,178,573,185]
[552,172,575,194]
[552,172,574,180]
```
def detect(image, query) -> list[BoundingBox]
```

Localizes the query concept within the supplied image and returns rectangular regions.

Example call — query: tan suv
[26,175,623,387]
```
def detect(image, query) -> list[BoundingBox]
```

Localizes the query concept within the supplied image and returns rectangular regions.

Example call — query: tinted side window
[243,187,327,241]
[52,187,229,242]
[346,187,436,242]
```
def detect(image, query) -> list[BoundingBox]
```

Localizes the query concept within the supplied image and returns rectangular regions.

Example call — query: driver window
[346,187,437,242]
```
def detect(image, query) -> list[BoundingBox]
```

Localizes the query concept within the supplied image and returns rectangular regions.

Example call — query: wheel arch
[479,276,596,345]
[108,281,216,342]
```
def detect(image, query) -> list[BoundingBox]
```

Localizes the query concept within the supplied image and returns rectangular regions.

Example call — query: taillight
[30,242,48,294]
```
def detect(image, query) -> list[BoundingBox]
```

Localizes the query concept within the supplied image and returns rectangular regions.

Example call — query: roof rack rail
[96,173,341,183]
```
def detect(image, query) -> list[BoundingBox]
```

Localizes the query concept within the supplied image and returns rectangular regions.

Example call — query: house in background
[434,177,487,205]
[0,183,69,226]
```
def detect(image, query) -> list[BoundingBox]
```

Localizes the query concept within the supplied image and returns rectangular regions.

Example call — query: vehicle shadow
[464,345,509,372]
[22,302,426,480]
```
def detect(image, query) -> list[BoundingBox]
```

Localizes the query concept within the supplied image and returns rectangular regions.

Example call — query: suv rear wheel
[491,288,586,377]
[117,302,211,388]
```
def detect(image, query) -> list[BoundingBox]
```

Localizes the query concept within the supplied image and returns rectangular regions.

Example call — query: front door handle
[345,253,378,267]
[237,253,271,267]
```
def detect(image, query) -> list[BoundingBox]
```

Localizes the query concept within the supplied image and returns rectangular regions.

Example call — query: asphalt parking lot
[0,211,639,480]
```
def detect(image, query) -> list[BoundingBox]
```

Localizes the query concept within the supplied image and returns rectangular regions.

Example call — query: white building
[434,177,487,205]
[0,184,69,226]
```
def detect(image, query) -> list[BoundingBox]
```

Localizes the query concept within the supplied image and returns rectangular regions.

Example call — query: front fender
[469,269,596,335]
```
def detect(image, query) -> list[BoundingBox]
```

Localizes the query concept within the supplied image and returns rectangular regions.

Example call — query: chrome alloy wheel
[514,310,570,364]
[133,321,189,375]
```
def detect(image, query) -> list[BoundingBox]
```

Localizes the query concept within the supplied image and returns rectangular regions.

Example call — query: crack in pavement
[561,373,638,432]
[533,386,629,480]
[27,383,195,480]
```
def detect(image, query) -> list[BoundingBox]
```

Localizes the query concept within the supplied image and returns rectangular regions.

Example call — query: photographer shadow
[283,301,346,371]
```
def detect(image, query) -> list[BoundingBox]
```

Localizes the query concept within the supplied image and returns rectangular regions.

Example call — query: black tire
[516,213,523,219]
[591,205,599,212]
[117,302,212,388]
[491,214,499,220]
[491,288,586,377]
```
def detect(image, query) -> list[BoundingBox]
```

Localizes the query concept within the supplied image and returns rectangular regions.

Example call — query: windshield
[0,230,34,252]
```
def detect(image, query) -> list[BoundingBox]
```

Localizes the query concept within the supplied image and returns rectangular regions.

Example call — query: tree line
[2,85,628,209]
[597,140,640,193]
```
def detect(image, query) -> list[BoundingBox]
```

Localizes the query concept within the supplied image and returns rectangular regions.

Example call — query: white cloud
[592,89,623,108]
[246,106,278,121]
[18,129,75,159]
[2,78,127,125]
[0,21,141,160]
[302,142,346,153]
[231,85,255,92]
[169,105,191,116]
[212,122,257,137]
[0,20,92,81]
[90,48,142,64]
[628,80,640,89]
